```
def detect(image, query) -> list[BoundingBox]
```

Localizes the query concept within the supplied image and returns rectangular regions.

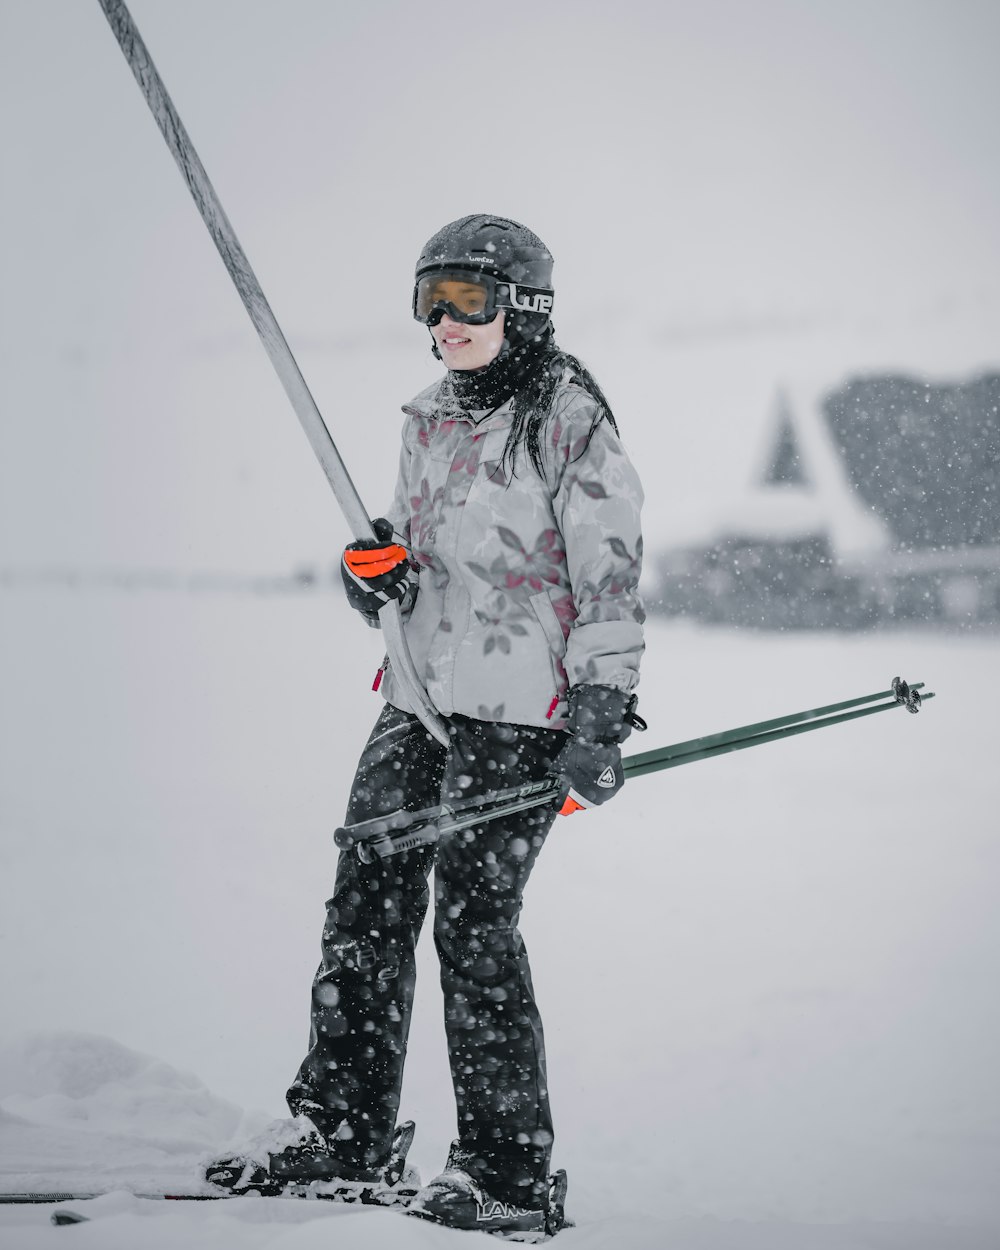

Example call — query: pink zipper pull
[372,656,389,692]
[545,696,560,720]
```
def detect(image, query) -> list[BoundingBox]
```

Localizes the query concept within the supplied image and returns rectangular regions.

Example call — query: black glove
[341,517,411,623]
[553,684,638,811]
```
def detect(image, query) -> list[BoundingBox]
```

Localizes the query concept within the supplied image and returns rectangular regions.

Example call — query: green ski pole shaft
[623,692,935,779]
[334,776,558,849]
[628,683,925,770]
[353,786,564,863]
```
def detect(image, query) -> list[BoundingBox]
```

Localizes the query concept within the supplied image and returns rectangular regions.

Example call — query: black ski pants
[287,704,564,1205]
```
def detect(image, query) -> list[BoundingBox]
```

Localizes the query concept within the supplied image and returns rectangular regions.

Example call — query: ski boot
[407,1142,569,1241]
[204,1116,418,1206]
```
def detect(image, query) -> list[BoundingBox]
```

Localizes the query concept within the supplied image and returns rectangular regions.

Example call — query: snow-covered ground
[1,588,997,1248]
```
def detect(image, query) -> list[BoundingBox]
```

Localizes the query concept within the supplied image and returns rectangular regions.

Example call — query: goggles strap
[414,270,553,324]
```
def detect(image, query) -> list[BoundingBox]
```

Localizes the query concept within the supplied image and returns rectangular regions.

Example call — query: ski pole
[335,776,560,862]
[95,0,448,747]
[627,679,924,769]
[623,677,928,778]
[622,691,934,775]
[336,676,934,860]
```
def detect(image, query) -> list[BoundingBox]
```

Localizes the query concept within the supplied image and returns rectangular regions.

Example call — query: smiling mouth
[442,335,471,347]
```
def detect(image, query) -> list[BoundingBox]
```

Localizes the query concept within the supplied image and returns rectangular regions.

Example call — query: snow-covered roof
[707,381,891,559]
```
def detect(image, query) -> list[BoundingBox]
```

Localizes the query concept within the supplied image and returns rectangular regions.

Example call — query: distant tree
[762,391,811,486]
[822,374,1000,548]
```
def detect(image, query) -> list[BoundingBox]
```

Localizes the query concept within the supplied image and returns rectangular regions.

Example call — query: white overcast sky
[1,0,998,569]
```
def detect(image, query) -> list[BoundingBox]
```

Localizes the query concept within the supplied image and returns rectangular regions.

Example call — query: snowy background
[2,1,999,1247]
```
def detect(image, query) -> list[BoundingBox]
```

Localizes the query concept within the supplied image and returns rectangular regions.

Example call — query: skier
[205,215,645,1237]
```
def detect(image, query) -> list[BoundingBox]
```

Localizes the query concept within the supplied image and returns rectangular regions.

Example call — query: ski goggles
[413,269,554,325]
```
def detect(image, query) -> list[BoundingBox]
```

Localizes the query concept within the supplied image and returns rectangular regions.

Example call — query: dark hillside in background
[825,374,1000,550]
[653,371,1000,630]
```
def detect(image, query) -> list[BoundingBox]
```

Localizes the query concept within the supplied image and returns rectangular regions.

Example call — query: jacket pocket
[529,588,568,657]
[472,425,516,485]
[529,589,569,719]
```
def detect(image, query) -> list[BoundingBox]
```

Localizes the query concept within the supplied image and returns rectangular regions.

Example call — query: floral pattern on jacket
[376,373,645,729]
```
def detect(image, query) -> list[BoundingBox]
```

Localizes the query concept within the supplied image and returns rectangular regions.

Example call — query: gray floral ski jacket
[376,372,645,729]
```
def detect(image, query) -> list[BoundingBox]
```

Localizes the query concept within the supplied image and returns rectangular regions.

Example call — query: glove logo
[597,766,617,789]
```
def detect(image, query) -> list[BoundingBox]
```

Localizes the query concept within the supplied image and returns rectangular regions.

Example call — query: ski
[94,0,447,747]
[1,1192,188,1204]
[6,1185,564,1240]
[0,1186,417,1206]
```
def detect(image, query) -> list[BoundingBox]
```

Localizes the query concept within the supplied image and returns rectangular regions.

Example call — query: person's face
[431,311,505,371]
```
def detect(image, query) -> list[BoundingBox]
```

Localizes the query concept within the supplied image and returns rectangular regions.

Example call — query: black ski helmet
[415,214,554,355]
[415,214,554,289]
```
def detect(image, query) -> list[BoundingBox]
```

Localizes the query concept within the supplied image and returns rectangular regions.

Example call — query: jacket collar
[402,379,514,429]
